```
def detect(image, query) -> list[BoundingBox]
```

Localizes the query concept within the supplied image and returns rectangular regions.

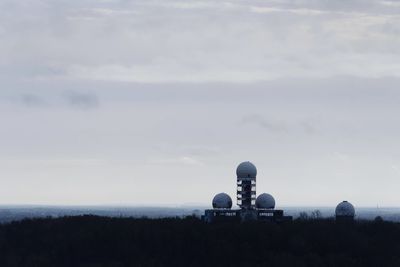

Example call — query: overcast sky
[2,0,400,207]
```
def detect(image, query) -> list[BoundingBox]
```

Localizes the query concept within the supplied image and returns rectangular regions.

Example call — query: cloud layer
[1,0,400,207]
[2,0,400,82]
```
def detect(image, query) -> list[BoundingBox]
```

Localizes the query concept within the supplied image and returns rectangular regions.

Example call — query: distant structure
[203,161,292,223]
[335,201,355,222]
[236,161,257,209]
[212,193,232,209]
[256,193,275,209]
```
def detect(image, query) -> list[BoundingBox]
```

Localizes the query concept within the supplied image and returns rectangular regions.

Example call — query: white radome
[212,193,232,209]
[335,201,355,217]
[256,193,275,209]
[236,161,257,178]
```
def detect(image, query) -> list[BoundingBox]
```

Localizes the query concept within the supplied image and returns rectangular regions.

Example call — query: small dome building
[236,161,257,178]
[256,193,275,209]
[335,201,355,221]
[212,193,232,209]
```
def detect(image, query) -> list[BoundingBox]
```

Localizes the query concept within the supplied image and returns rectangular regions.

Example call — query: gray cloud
[63,91,99,109]
[20,94,47,107]
[299,121,319,135]
[240,114,319,135]
[16,91,99,110]
[241,114,289,133]
[2,0,400,83]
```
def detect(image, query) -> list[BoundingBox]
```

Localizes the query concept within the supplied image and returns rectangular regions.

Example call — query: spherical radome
[212,193,232,209]
[335,201,355,217]
[256,193,275,209]
[236,161,257,178]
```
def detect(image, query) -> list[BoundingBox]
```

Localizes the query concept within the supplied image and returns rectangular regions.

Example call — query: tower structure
[202,161,292,223]
[236,161,257,209]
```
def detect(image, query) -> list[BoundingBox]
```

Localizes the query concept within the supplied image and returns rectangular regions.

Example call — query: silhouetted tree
[298,211,309,220]
[310,210,322,219]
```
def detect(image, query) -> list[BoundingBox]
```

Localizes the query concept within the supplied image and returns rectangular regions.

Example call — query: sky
[2,0,400,207]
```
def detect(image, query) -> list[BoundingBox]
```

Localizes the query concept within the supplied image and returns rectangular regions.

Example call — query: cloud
[63,91,99,109]
[240,114,318,135]
[250,6,328,15]
[20,94,47,107]
[299,121,318,135]
[241,114,289,133]
[66,64,279,83]
[180,146,221,157]
[2,0,400,83]
[381,1,400,7]
[15,91,99,110]
[3,0,400,206]
[148,156,204,166]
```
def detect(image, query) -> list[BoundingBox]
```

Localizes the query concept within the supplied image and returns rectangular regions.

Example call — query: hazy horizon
[2,205,400,223]
[2,0,400,207]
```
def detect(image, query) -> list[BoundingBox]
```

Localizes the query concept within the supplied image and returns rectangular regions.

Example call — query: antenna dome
[335,201,355,217]
[236,161,257,178]
[212,193,232,209]
[256,193,275,209]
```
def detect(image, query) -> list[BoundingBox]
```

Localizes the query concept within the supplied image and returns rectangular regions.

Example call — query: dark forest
[1,216,399,266]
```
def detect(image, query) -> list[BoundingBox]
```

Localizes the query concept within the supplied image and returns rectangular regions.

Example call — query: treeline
[0,215,400,266]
